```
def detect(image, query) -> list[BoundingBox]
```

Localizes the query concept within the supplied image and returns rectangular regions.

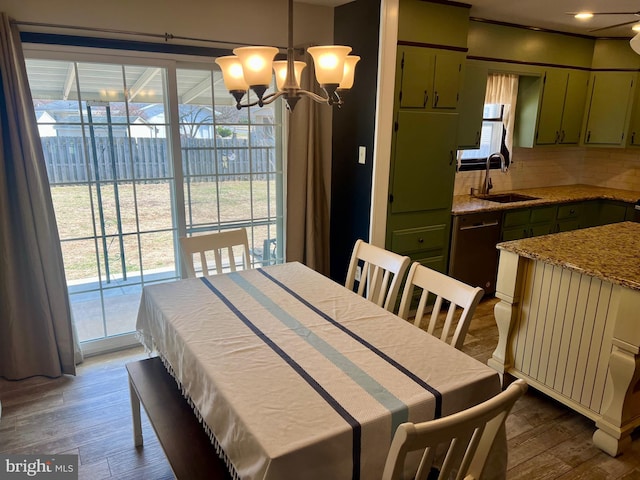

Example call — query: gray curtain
[285,52,332,275]
[0,13,78,379]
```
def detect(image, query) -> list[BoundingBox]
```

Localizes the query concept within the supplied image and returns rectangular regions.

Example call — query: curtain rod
[11,20,288,50]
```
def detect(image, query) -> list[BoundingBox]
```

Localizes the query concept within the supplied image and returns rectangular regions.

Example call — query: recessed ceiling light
[574,12,594,20]
[633,23,640,32]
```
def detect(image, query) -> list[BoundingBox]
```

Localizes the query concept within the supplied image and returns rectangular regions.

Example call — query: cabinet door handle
[529,228,534,237]
[434,92,439,107]
[587,130,591,143]
[417,237,424,244]
[560,130,565,143]
[449,151,454,166]
[555,131,560,143]
[423,91,428,108]
[475,131,481,146]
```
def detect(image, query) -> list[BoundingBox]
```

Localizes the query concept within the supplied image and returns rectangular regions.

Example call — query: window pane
[178,66,284,259]
[26,53,285,352]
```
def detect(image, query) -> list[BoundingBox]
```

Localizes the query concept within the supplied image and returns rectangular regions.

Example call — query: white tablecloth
[136,262,502,480]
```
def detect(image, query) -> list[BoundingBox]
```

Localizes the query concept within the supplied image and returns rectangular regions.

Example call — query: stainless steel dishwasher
[448,211,502,296]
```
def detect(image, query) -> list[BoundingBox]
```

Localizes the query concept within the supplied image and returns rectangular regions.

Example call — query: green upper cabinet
[457,63,488,149]
[582,71,636,146]
[536,69,589,145]
[398,0,469,48]
[397,46,463,111]
[389,111,458,214]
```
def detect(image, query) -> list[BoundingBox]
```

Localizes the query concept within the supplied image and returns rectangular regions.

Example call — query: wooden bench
[126,357,233,480]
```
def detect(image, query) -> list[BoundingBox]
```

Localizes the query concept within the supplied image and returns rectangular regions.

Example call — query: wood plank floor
[1,297,639,479]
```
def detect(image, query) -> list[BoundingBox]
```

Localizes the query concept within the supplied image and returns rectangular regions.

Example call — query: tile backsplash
[454,146,640,195]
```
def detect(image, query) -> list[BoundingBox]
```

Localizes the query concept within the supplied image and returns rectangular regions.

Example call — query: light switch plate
[358,146,366,164]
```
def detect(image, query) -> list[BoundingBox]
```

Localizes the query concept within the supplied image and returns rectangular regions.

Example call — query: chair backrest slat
[382,380,528,480]
[345,239,411,312]
[399,262,484,350]
[179,228,251,278]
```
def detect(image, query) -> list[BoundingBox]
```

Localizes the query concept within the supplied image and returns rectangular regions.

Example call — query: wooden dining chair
[382,379,528,480]
[179,228,251,278]
[345,239,411,312]
[398,262,484,350]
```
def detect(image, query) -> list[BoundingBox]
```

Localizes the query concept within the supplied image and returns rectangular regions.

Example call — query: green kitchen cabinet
[536,69,589,145]
[596,200,634,225]
[457,62,488,149]
[388,209,452,274]
[396,45,463,111]
[389,111,458,214]
[386,110,458,272]
[555,202,586,232]
[583,71,636,146]
[501,205,557,241]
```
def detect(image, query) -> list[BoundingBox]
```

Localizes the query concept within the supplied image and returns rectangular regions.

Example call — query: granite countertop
[497,222,640,291]
[452,184,640,215]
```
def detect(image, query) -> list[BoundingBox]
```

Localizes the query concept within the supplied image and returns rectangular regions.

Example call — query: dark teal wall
[330,0,381,282]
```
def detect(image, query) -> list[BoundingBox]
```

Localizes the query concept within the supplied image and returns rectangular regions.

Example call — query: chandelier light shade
[273,60,306,91]
[631,32,640,54]
[215,0,358,110]
[307,45,352,85]
[339,55,361,90]
[215,56,249,91]
[232,46,279,87]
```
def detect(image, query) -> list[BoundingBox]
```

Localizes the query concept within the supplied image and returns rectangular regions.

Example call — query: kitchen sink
[477,193,540,203]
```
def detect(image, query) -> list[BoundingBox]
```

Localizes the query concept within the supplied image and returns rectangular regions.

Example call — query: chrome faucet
[482,152,506,195]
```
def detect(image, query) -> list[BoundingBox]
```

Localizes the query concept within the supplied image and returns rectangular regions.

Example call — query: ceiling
[303,0,640,38]
[463,0,640,38]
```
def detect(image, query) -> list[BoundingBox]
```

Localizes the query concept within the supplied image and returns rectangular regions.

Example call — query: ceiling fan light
[631,33,640,54]
[574,12,594,20]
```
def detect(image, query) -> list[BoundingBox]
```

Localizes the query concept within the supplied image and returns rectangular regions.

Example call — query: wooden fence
[42,136,276,185]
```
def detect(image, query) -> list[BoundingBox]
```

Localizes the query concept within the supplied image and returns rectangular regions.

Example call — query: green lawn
[51,180,279,281]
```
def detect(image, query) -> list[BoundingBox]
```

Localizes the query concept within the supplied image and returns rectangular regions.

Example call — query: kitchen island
[489,222,640,456]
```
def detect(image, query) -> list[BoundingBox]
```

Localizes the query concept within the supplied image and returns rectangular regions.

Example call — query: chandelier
[215,0,359,111]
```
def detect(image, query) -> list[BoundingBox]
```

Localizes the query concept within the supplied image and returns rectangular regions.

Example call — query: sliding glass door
[24,48,284,355]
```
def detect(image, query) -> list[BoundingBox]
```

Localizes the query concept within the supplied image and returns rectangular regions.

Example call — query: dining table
[136,261,504,480]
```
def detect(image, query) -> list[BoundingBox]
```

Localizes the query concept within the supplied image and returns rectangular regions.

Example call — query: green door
[584,72,634,145]
[398,46,434,109]
[390,111,458,213]
[457,63,488,148]
[432,53,462,109]
[560,70,589,144]
[536,70,566,145]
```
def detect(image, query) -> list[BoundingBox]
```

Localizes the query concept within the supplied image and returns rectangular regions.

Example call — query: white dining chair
[398,262,484,350]
[382,379,528,480]
[345,239,411,312]
[179,228,251,278]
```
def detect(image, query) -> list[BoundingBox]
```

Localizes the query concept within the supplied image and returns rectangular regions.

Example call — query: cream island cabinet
[489,222,640,457]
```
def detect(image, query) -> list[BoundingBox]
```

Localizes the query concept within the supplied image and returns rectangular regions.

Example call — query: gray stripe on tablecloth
[229,273,409,429]
[258,268,443,419]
